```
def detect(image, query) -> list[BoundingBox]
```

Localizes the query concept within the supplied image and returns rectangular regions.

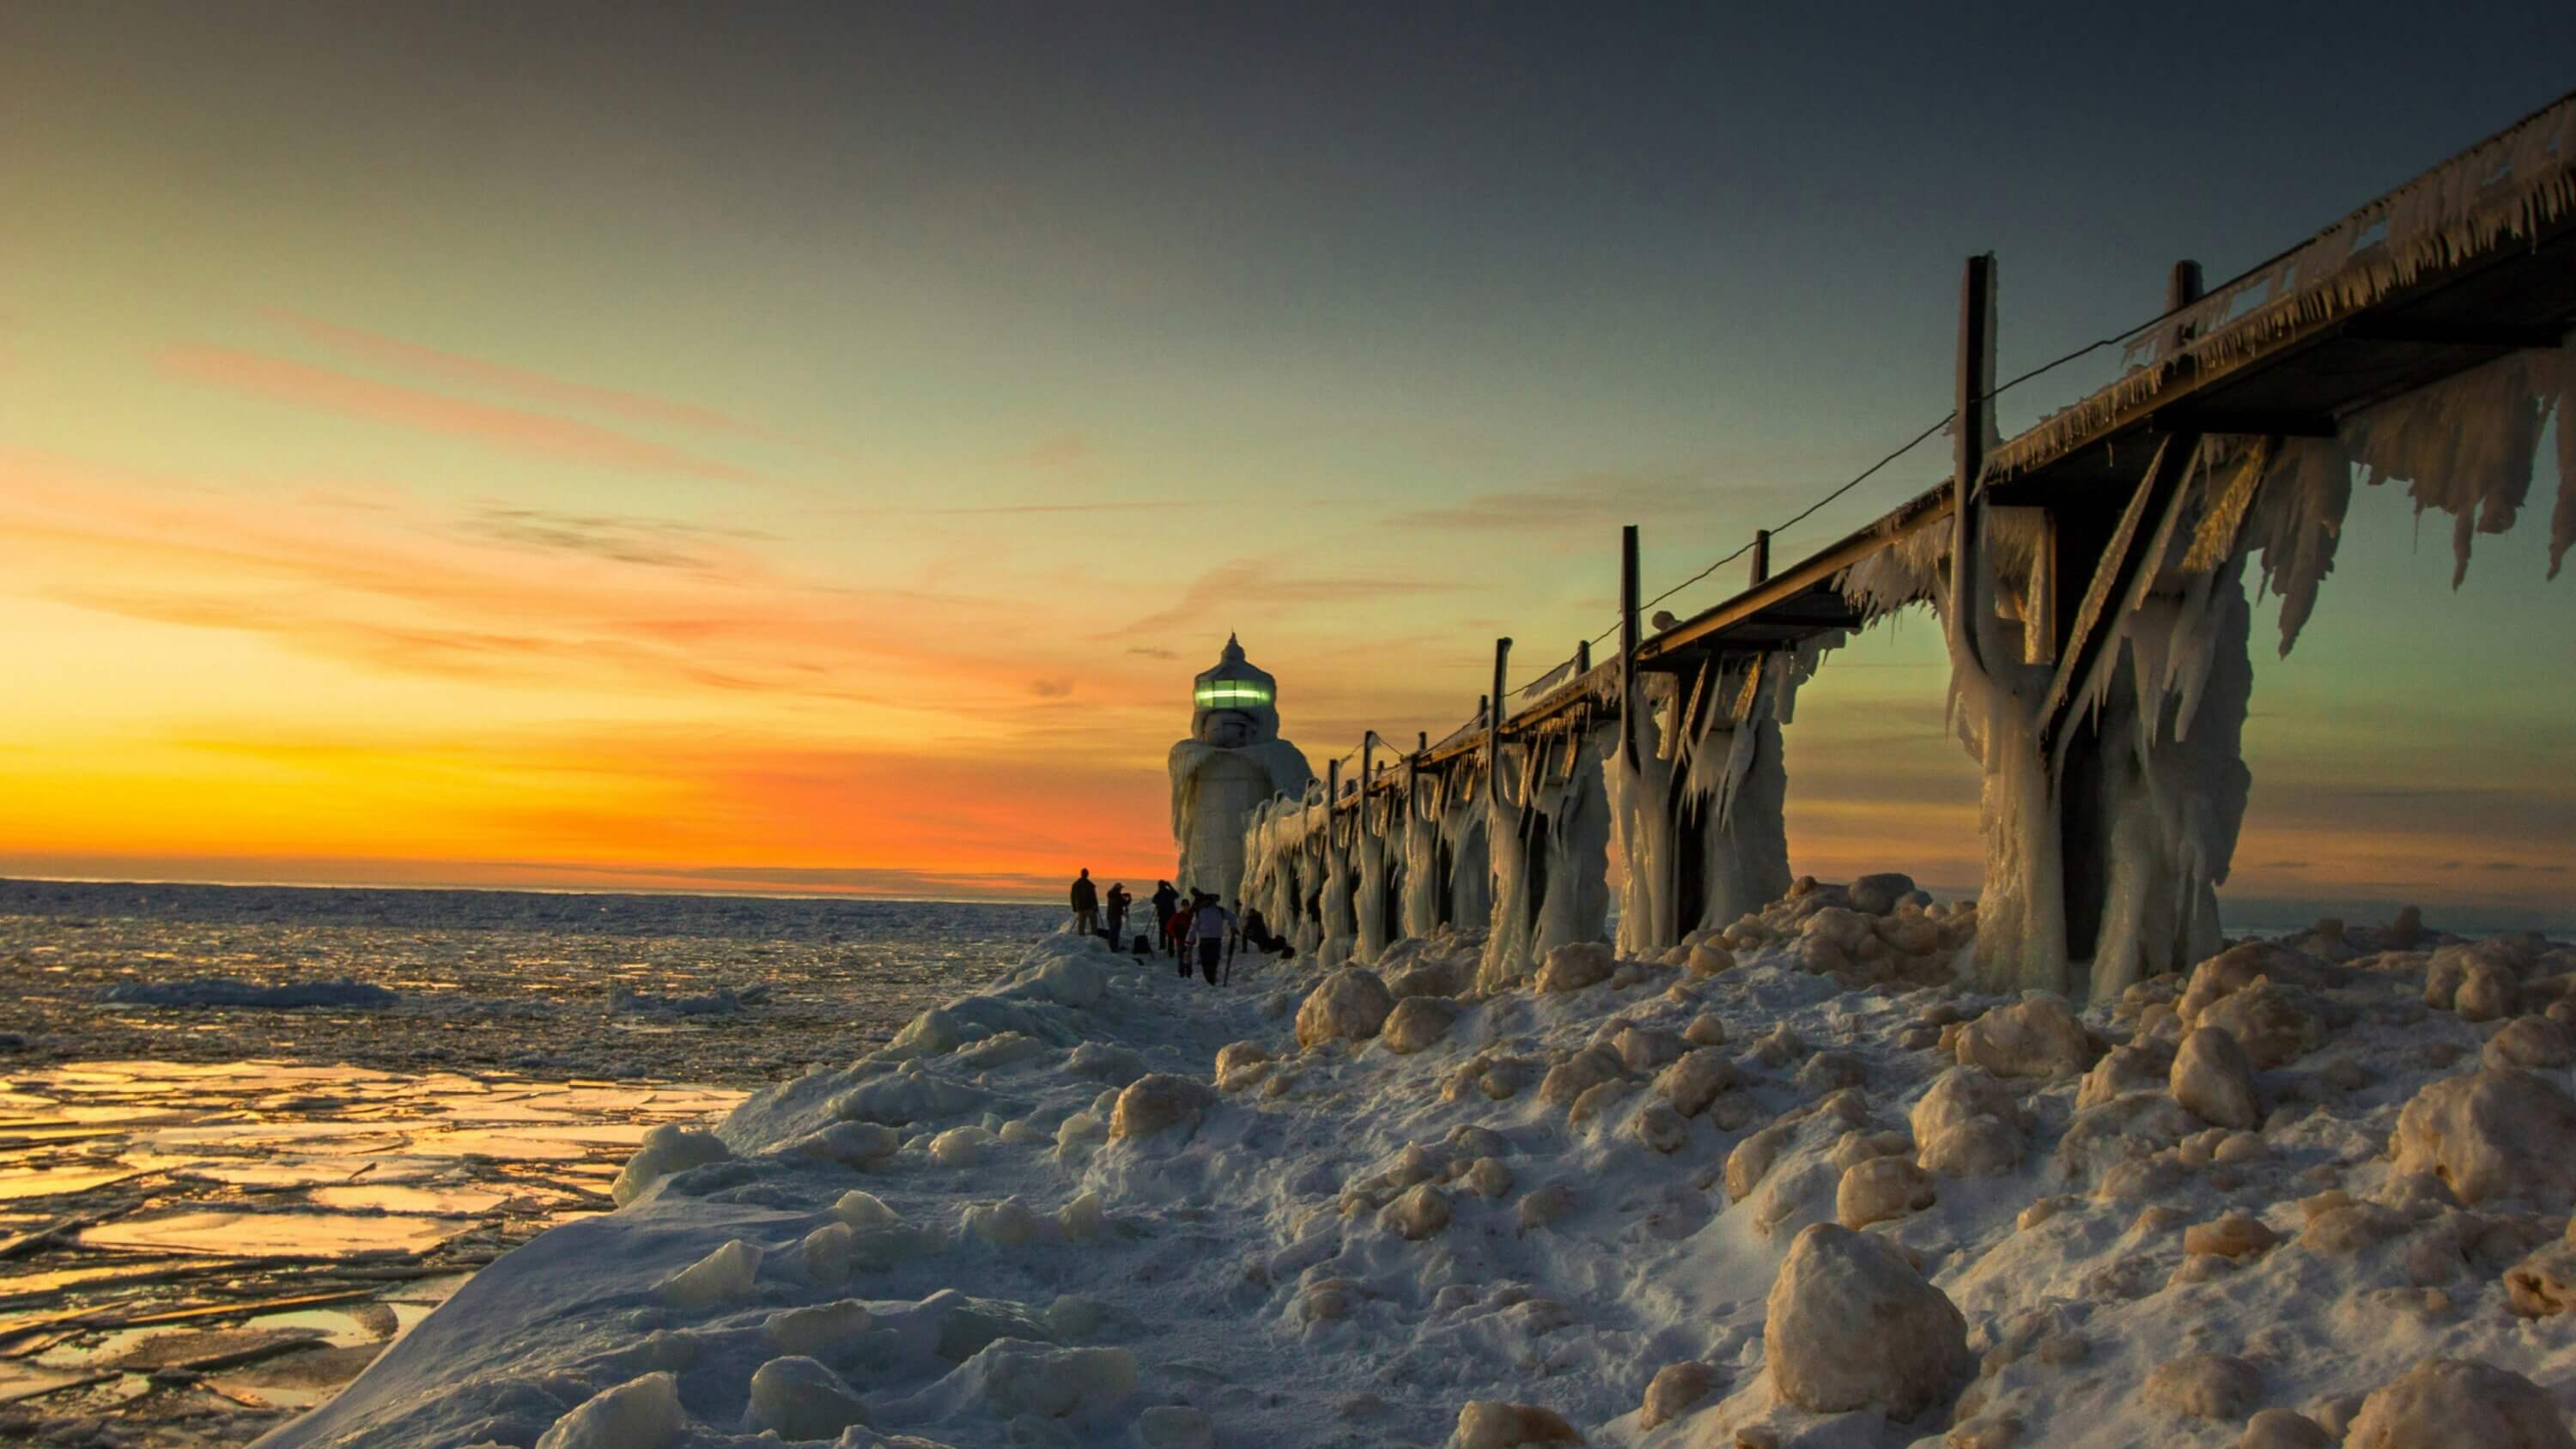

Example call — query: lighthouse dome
[1191,634,1279,748]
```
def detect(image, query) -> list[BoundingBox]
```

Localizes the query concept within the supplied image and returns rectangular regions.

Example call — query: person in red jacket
[1163,904,1193,976]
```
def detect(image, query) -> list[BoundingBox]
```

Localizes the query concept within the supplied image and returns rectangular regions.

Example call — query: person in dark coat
[1104,882,1132,949]
[1235,902,1291,960]
[1150,881,1181,953]
[1070,869,1098,936]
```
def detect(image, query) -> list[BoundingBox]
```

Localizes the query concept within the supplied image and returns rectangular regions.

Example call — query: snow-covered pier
[1242,89,2576,1003]
[238,92,2576,1449]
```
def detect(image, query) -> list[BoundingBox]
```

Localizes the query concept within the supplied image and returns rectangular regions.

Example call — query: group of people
[1067,869,1294,987]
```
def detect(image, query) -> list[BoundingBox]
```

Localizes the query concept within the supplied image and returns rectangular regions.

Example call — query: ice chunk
[965,1338,1138,1419]
[98,977,399,1009]
[766,1300,872,1358]
[929,1125,992,1167]
[799,1222,856,1282]
[1029,955,1107,1009]
[829,1190,902,1228]
[744,1355,871,1440]
[657,1239,761,1308]
[830,1068,987,1127]
[533,1372,682,1449]
[1059,1191,1107,1241]
[612,1125,732,1208]
[785,1120,901,1167]
[961,1196,1042,1247]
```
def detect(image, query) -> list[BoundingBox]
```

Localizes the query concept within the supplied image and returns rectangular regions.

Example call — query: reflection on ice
[0,1166,153,1201]
[81,1210,476,1259]
[0,880,1029,1440]
[0,1058,741,1440]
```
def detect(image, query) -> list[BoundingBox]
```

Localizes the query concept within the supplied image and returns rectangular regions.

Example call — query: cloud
[456,506,773,571]
[1030,678,1074,699]
[1101,555,1456,639]
[262,309,769,438]
[156,345,762,482]
[1126,646,1180,660]
[0,451,1121,716]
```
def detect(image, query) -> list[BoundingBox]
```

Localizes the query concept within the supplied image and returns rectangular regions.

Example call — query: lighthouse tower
[1168,635,1314,901]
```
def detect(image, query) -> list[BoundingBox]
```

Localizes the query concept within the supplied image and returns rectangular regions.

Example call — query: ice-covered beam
[1475,724,1612,991]
[1608,652,1801,957]
[1399,754,1443,938]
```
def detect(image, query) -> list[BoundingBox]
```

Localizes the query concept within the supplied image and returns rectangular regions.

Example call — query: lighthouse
[1168,634,1315,901]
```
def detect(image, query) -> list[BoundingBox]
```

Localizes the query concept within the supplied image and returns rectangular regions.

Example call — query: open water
[0,879,1054,1446]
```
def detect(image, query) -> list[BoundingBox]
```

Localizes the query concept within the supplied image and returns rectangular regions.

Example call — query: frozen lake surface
[0,879,1053,1445]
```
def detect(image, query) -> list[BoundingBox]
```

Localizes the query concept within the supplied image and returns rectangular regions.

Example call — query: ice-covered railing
[1990,91,2576,481]
[1231,89,2576,991]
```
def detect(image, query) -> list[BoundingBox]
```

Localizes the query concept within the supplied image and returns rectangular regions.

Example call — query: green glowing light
[1194,680,1273,709]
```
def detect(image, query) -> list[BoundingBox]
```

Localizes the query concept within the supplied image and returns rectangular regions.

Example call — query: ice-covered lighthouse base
[263,904,2576,1449]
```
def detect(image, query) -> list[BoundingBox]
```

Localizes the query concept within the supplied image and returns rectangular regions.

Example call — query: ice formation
[252,903,2576,1449]
[1608,652,1807,960]
[1837,315,2561,1000]
[1165,635,1313,905]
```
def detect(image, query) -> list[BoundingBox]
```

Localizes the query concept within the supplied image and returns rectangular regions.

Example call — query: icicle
[1991,94,2576,485]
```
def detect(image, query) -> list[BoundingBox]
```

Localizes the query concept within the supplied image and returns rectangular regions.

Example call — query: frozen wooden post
[1749,528,1771,586]
[2022,527,2060,665]
[2167,258,2204,350]
[1618,524,1640,769]
[1575,640,1590,676]
[1486,638,1512,802]
[1359,734,1375,839]
[1949,252,1996,672]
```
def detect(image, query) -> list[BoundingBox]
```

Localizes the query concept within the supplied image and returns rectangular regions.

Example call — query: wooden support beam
[2038,431,2201,759]
[2014,507,2060,666]
[1575,639,1590,676]
[1487,638,1512,802]
[1749,529,1771,586]
[1359,735,1374,843]
[1619,525,1640,769]
[1412,731,1432,823]
[1951,252,1997,675]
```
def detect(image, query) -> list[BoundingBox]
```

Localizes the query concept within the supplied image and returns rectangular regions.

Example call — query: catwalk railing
[1236,89,2576,1000]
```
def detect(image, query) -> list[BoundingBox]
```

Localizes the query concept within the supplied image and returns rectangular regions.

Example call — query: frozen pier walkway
[1242,91,2576,1003]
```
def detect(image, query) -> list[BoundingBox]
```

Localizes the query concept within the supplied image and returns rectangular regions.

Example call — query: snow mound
[253,904,2576,1449]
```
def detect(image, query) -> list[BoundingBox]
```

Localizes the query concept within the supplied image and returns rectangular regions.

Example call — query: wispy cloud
[455,506,773,572]
[262,309,770,439]
[1102,555,1456,639]
[157,345,762,482]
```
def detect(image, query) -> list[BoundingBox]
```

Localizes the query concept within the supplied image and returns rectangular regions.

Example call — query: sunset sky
[3,4,2570,925]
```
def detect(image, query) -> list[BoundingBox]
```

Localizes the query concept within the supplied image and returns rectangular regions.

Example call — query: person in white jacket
[1186,894,1234,986]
